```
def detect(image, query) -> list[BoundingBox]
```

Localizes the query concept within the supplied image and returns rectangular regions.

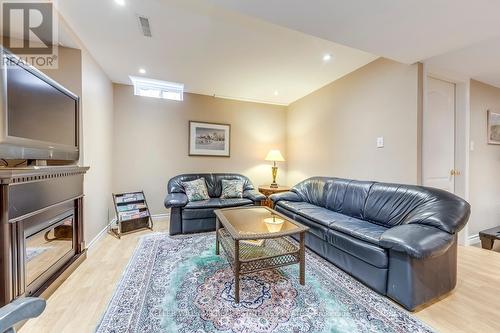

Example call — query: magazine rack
[110,191,153,239]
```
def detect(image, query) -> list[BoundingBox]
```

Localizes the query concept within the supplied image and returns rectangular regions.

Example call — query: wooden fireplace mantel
[0,165,89,184]
[0,165,89,306]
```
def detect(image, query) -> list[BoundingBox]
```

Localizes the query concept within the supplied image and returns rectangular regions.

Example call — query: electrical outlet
[377,137,384,148]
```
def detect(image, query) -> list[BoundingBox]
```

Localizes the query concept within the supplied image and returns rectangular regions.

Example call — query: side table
[258,185,290,208]
[479,226,500,250]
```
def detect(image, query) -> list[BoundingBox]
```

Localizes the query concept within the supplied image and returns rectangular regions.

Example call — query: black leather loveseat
[270,177,470,311]
[164,173,265,235]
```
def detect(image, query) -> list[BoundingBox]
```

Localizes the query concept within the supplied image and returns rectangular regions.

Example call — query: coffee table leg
[299,232,305,285]
[215,217,220,255]
[235,239,240,303]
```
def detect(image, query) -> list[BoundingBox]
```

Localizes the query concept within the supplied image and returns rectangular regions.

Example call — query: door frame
[421,63,471,245]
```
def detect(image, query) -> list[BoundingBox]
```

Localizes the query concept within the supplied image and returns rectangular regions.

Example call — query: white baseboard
[468,233,480,245]
[85,213,169,250]
[151,213,170,222]
[86,218,115,250]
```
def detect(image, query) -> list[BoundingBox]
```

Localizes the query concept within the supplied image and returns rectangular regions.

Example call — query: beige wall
[40,46,114,244]
[80,49,114,243]
[286,58,421,185]
[54,17,115,245]
[112,84,287,214]
[469,80,500,235]
[42,47,82,97]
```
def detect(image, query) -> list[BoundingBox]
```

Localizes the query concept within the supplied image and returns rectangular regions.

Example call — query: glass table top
[215,206,308,240]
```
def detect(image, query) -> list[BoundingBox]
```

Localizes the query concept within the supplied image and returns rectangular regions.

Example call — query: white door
[423,77,456,192]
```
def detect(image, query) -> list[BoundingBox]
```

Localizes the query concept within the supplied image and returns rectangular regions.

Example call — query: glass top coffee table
[214,206,309,303]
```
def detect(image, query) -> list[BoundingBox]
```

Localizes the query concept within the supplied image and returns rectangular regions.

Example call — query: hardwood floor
[20,219,170,333]
[20,221,500,333]
[415,241,500,332]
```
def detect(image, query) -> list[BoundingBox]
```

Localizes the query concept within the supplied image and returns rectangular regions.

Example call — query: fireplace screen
[25,212,74,287]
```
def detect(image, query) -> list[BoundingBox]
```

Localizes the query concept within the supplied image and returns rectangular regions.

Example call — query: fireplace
[0,166,88,306]
[24,204,75,296]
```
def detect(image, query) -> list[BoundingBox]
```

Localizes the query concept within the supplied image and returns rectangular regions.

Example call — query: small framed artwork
[189,121,231,157]
[488,110,500,145]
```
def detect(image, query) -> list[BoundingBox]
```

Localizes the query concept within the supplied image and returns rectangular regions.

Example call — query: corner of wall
[416,62,424,185]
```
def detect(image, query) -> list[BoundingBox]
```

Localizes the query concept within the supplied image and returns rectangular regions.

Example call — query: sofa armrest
[243,189,266,202]
[379,224,455,260]
[0,297,46,333]
[164,193,188,208]
[270,191,301,204]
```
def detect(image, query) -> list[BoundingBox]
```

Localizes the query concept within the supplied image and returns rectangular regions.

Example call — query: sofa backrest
[325,178,374,219]
[168,173,254,198]
[363,183,433,227]
[292,177,374,219]
[291,177,470,234]
[291,177,330,207]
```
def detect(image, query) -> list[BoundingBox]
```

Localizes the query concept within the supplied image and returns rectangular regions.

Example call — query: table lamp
[265,149,285,188]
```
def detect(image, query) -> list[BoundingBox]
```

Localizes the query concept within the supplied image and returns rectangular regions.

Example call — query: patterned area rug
[96,233,434,333]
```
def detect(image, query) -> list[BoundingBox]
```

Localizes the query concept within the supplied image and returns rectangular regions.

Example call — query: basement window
[129,76,184,101]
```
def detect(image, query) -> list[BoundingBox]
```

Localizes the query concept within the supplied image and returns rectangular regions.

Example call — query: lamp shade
[265,149,285,162]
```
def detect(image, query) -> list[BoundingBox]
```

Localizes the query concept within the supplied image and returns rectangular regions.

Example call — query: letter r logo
[2,2,53,54]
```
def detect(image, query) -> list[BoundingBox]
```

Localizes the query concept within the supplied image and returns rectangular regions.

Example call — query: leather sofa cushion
[276,201,387,245]
[277,200,395,268]
[185,198,253,209]
[324,178,374,219]
[183,198,253,219]
[275,205,329,241]
[327,229,388,268]
[276,201,335,226]
[364,183,431,227]
[291,177,374,219]
[292,176,331,207]
[330,217,388,245]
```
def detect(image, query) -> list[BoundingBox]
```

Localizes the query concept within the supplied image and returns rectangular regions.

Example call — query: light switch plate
[377,137,384,148]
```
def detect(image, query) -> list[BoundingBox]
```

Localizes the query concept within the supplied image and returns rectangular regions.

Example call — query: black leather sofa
[164,173,265,235]
[270,177,470,311]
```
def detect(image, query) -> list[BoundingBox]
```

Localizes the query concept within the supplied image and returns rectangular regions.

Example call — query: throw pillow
[220,179,244,199]
[182,178,210,202]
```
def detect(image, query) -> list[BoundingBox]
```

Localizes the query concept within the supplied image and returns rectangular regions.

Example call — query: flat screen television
[0,49,79,161]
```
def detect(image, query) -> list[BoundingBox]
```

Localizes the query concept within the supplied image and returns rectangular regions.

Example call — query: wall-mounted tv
[0,48,79,161]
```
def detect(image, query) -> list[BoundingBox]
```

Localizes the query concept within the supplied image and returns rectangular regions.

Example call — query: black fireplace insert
[23,203,76,296]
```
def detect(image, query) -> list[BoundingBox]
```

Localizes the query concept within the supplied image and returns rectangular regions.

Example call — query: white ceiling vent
[138,16,152,37]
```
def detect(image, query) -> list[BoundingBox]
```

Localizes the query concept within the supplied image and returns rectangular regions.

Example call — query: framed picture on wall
[189,121,231,157]
[488,110,500,145]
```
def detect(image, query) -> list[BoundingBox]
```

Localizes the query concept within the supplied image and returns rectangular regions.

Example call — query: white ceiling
[426,35,500,88]
[56,0,377,105]
[206,0,500,65]
[58,0,500,100]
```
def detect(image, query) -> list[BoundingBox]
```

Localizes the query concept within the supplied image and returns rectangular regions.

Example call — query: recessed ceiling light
[139,68,146,74]
[323,54,332,62]
[274,90,279,96]
[115,0,125,6]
